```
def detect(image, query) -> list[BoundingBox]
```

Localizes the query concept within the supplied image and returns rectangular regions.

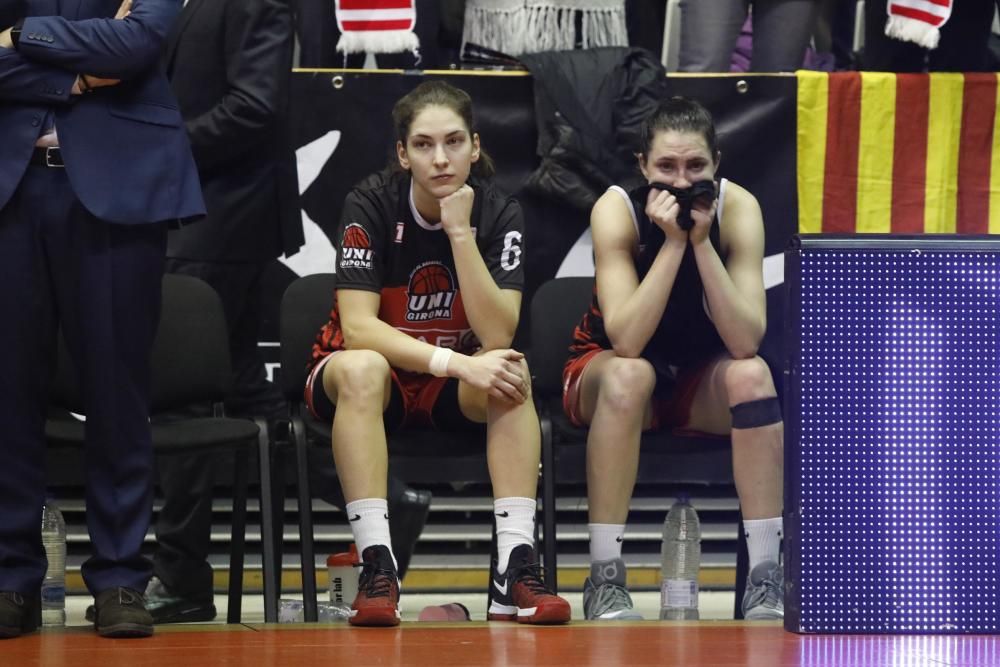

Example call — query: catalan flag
[797,71,1000,235]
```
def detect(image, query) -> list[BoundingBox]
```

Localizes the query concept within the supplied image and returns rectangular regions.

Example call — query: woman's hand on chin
[439,184,475,240]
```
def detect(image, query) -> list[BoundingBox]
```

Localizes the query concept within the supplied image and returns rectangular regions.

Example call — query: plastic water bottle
[277,599,352,623]
[659,494,701,620]
[40,500,67,627]
[327,544,359,609]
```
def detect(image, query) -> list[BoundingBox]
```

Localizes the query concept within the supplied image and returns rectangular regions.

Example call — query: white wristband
[428,347,454,377]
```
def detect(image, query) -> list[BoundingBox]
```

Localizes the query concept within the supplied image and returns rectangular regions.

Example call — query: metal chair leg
[255,417,278,623]
[226,451,249,623]
[733,508,749,619]
[540,415,558,591]
[292,413,318,622]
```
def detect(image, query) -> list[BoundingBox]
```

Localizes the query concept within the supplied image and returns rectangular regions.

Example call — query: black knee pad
[730,397,782,429]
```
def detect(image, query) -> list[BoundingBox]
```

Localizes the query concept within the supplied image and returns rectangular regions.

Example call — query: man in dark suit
[0,0,202,639]
[141,0,302,624]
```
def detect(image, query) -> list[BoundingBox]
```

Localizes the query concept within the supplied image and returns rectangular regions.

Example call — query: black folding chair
[45,273,277,623]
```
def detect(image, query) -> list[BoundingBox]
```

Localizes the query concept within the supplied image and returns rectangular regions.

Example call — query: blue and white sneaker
[583,558,643,621]
[742,560,784,620]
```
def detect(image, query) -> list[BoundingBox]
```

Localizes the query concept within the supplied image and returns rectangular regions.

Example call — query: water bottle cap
[676,492,691,504]
[326,544,359,567]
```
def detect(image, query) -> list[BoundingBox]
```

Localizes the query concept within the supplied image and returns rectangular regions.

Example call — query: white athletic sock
[346,498,397,570]
[494,497,536,574]
[744,517,783,570]
[588,523,625,563]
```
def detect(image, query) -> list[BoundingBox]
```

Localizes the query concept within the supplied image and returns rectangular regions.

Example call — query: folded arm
[15,0,180,79]
[338,289,529,404]
[339,289,447,374]
[0,48,76,103]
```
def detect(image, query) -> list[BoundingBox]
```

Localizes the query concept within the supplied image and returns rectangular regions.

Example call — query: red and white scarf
[334,0,419,56]
[884,0,953,49]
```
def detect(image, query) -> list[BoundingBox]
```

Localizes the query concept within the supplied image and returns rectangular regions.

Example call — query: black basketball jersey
[568,181,728,376]
[310,170,525,370]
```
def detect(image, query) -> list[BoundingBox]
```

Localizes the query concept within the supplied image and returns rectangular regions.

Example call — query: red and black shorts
[562,348,715,432]
[304,351,483,433]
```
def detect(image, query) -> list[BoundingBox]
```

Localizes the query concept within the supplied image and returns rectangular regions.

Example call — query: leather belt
[30,146,64,168]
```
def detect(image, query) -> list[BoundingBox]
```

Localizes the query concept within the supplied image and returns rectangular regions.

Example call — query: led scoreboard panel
[784,235,1000,634]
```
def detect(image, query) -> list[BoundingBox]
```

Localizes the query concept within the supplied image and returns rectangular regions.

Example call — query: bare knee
[518,358,533,401]
[597,357,656,414]
[724,356,775,404]
[479,355,534,411]
[324,350,391,406]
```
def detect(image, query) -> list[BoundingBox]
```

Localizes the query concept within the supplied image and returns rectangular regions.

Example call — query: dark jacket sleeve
[184,0,293,172]
[16,0,180,79]
[0,47,76,103]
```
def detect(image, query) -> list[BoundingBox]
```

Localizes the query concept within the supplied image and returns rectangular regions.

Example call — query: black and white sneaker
[487,544,570,624]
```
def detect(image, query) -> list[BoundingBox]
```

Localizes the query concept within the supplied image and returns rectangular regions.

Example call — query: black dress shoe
[388,487,432,580]
[0,591,40,639]
[93,587,153,638]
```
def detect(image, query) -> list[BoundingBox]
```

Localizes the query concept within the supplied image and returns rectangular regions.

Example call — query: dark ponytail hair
[639,96,719,160]
[391,79,496,178]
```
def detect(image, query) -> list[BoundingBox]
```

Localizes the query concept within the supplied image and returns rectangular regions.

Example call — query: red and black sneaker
[487,544,571,624]
[349,545,401,627]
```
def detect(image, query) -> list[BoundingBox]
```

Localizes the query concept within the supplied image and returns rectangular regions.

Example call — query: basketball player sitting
[562,97,785,621]
[304,80,571,626]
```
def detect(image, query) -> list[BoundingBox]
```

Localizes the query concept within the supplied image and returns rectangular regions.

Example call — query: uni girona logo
[406,261,456,322]
[340,223,374,269]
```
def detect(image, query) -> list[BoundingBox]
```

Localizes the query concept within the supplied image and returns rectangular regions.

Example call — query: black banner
[266,71,798,358]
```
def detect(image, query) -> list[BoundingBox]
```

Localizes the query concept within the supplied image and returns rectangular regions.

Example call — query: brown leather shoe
[0,591,40,639]
[93,587,154,638]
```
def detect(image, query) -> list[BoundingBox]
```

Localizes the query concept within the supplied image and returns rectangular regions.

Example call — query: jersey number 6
[500,231,522,271]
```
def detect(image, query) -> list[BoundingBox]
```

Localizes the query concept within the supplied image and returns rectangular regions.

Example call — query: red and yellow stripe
[797,71,1000,234]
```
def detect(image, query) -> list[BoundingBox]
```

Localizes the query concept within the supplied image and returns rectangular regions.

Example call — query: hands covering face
[636,180,717,243]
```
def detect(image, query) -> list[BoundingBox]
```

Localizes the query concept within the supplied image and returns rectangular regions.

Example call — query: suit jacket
[0,0,204,225]
[163,0,303,262]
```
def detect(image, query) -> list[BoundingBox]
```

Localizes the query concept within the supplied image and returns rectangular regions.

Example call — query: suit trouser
[678,0,819,72]
[0,164,166,595]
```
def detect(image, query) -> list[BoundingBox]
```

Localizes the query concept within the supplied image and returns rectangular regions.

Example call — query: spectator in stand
[678,0,820,72]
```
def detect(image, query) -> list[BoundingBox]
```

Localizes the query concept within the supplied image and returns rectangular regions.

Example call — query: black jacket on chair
[519,47,669,213]
[162,0,303,262]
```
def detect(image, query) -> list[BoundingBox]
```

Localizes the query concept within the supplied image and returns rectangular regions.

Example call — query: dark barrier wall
[265,71,799,371]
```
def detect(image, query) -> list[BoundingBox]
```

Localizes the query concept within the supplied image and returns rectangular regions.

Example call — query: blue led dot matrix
[785,235,1000,635]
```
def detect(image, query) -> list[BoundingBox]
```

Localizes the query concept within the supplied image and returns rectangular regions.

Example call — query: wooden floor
[5,622,999,667]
